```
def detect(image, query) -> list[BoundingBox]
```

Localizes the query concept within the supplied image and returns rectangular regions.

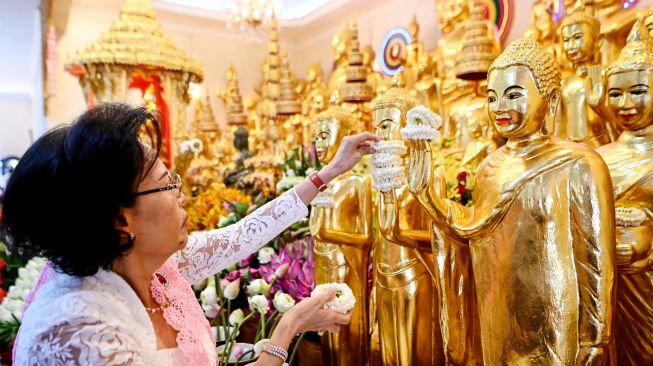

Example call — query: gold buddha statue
[328,23,351,94]
[310,92,373,366]
[373,77,445,366]
[597,21,653,365]
[302,63,329,146]
[407,38,616,365]
[432,0,474,119]
[563,0,638,66]
[557,7,613,147]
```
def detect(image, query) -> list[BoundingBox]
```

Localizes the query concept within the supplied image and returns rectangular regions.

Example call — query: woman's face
[123,158,188,260]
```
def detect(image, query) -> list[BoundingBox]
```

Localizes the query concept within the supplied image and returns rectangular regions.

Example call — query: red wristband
[309,171,327,192]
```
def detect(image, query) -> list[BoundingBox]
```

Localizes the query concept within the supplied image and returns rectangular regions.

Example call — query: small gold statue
[302,63,329,146]
[407,38,616,365]
[362,45,385,92]
[557,7,613,147]
[310,92,373,366]
[373,75,445,366]
[328,23,351,94]
[597,20,653,365]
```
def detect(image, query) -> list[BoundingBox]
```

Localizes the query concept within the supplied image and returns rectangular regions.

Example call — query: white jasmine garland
[401,105,442,141]
[311,186,335,208]
[272,292,296,313]
[249,295,270,313]
[615,207,648,227]
[258,247,276,264]
[371,140,407,193]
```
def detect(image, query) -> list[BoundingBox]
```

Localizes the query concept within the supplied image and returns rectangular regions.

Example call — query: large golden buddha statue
[407,38,616,365]
[557,7,613,147]
[310,92,373,366]
[373,76,445,366]
[597,21,653,365]
[328,23,351,94]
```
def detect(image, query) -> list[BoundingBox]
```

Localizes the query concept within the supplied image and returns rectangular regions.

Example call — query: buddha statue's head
[306,63,324,84]
[331,23,351,64]
[644,10,653,37]
[373,73,421,141]
[530,1,554,40]
[309,90,329,116]
[560,9,600,65]
[233,126,250,152]
[314,91,359,164]
[605,20,653,132]
[435,0,469,33]
[487,38,561,139]
[362,45,376,69]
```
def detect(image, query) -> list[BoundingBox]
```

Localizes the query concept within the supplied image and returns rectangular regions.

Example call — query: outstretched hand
[283,288,352,334]
[327,132,381,175]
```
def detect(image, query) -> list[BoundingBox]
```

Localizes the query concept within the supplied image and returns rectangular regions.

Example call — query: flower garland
[401,105,442,141]
[615,207,648,227]
[370,140,407,193]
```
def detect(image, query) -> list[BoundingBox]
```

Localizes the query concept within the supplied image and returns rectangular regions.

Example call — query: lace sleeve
[177,188,309,285]
[16,319,145,366]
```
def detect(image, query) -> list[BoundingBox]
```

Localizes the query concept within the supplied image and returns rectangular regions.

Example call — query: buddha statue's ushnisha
[597,20,653,365]
[407,38,616,365]
[557,7,613,147]
[372,75,445,366]
[310,92,373,366]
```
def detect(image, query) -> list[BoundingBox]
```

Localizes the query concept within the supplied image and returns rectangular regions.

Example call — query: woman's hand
[320,132,381,182]
[282,288,352,334]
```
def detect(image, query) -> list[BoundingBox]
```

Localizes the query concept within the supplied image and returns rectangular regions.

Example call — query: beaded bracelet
[262,344,288,362]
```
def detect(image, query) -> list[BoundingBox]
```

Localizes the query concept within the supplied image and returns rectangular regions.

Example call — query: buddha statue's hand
[584,64,604,107]
[407,140,432,195]
[576,345,607,366]
[616,243,652,273]
[378,191,397,237]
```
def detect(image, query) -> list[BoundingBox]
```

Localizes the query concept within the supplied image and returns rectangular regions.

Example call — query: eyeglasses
[134,172,183,198]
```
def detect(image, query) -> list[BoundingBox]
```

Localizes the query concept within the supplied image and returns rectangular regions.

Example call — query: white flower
[258,247,276,264]
[203,304,220,318]
[274,263,290,278]
[200,284,218,306]
[247,279,271,296]
[311,186,335,208]
[223,279,241,300]
[401,105,442,141]
[272,292,295,313]
[0,256,47,322]
[249,295,270,313]
[229,309,245,326]
[276,176,305,192]
[311,283,356,314]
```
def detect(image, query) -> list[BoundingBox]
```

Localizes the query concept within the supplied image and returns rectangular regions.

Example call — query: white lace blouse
[13,189,308,366]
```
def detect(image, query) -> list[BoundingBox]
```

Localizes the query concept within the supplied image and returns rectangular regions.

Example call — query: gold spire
[455,0,501,80]
[262,16,281,118]
[227,76,247,126]
[342,20,374,102]
[606,19,653,77]
[277,52,301,115]
[66,0,202,79]
[196,95,220,132]
[409,15,420,43]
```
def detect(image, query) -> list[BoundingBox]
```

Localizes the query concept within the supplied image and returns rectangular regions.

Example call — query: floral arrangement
[401,105,442,141]
[370,140,407,193]
[0,256,47,348]
[450,171,473,206]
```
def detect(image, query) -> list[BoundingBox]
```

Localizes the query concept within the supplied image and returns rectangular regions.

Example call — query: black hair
[0,103,161,276]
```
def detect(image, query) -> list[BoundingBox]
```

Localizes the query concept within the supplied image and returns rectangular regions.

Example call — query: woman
[0,103,380,365]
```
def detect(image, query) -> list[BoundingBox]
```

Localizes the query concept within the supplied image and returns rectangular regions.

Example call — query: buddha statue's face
[562,23,596,64]
[310,94,327,114]
[607,70,653,131]
[645,14,653,37]
[487,65,549,139]
[436,0,467,33]
[315,119,343,163]
[374,106,403,141]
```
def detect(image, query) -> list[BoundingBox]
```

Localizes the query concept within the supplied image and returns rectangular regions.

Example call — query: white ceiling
[156,0,332,20]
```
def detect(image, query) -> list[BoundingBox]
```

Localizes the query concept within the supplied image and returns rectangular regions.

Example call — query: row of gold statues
[176,0,653,365]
